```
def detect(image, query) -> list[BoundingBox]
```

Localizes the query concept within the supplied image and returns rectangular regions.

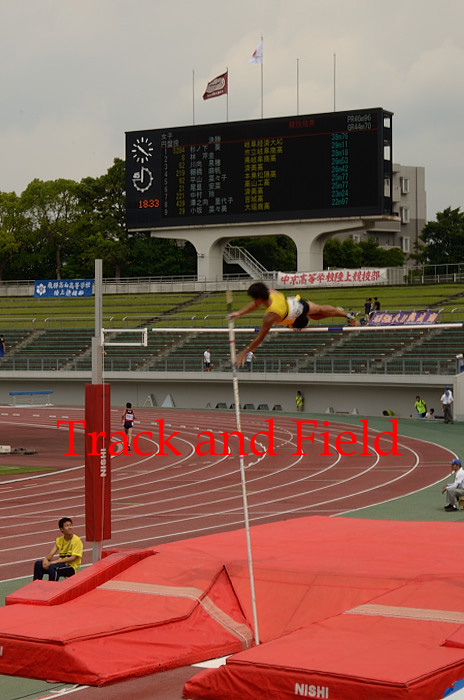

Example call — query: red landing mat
[3,517,464,696]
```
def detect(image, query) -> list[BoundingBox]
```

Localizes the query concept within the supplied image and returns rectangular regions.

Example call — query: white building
[350,163,426,262]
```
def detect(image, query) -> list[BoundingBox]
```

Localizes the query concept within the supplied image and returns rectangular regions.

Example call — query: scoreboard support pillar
[151,217,386,280]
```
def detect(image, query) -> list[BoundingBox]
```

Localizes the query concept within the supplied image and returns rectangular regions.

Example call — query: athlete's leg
[306,301,360,326]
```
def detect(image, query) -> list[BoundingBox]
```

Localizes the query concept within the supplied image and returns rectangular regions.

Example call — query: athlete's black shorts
[292,300,309,328]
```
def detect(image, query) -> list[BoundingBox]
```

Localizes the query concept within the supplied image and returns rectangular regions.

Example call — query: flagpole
[296,58,300,115]
[226,66,229,122]
[192,69,195,124]
[260,35,264,118]
[333,53,336,112]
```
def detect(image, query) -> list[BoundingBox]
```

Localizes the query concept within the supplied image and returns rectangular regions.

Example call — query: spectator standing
[364,298,372,323]
[441,458,464,511]
[245,350,254,372]
[203,348,211,372]
[0,335,4,358]
[414,395,427,418]
[441,386,454,424]
[373,298,381,312]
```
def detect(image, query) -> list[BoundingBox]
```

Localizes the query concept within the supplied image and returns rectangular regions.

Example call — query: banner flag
[369,310,440,326]
[203,71,228,100]
[249,40,263,64]
[34,279,94,298]
[277,269,388,288]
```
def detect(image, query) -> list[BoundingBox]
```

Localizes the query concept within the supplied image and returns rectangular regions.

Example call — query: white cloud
[1,0,464,218]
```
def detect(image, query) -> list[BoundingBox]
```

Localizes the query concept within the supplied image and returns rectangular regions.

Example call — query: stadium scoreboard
[126,107,393,230]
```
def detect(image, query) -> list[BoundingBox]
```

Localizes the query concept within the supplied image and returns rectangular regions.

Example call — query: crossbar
[101,328,148,347]
[152,323,462,333]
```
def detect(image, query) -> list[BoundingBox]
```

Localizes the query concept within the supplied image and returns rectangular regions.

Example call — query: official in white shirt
[440,385,454,424]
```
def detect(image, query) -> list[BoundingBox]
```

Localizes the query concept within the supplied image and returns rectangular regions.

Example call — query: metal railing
[1,262,463,297]
[1,355,460,375]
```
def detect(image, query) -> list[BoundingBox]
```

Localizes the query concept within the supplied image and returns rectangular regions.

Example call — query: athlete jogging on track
[122,402,136,451]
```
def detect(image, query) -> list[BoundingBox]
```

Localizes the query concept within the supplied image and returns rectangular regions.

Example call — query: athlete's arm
[234,312,280,366]
[228,299,260,319]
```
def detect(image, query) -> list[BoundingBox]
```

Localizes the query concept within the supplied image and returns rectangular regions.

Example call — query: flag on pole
[249,40,263,64]
[202,71,228,100]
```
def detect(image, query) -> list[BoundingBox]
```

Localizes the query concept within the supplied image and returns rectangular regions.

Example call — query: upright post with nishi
[85,383,111,544]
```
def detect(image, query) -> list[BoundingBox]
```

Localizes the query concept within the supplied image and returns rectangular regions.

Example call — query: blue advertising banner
[34,279,94,298]
[369,310,440,326]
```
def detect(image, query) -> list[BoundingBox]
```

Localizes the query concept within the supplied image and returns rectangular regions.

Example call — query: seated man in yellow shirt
[33,517,83,581]
[230,282,360,367]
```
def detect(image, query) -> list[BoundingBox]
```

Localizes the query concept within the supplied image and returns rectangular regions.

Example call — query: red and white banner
[277,268,388,288]
[203,71,228,100]
[249,40,263,64]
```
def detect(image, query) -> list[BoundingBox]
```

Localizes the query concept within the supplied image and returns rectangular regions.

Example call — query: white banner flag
[277,269,389,288]
[249,40,263,64]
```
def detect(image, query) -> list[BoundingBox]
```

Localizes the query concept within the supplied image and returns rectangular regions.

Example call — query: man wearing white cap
[440,385,454,424]
[442,458,464,511]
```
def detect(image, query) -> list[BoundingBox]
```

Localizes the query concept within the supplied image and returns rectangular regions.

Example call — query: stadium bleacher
[0,284,463,375]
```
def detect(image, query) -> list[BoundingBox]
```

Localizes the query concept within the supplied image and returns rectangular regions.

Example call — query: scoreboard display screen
[125,107,392,230]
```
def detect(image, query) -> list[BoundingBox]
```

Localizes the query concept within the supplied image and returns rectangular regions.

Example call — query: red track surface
[0,406,455,700]
[0,407,453,582]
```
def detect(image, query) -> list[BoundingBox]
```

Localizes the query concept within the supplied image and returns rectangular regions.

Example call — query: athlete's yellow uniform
[265,291,309,328]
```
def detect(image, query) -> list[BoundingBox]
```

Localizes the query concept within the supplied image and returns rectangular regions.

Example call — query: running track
[0,406,454,582]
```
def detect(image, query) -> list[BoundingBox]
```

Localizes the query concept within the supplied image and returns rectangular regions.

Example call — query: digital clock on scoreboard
[125,107,392,230]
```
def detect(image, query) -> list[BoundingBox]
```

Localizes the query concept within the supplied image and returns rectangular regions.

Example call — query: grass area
[0,465,58,475]
[0,293,197,329]
[0,284,463,331]
[161,284,464,327]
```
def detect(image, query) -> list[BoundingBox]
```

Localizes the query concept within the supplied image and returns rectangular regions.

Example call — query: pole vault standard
[87,259,111,564]
[226,290,260,646]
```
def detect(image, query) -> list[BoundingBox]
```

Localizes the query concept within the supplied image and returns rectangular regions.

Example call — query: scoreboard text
[126,108,393,230]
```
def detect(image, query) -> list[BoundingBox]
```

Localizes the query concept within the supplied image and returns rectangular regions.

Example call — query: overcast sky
[1,0,463,220]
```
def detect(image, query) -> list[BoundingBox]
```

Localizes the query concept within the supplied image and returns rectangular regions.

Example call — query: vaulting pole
[226,290,260,645]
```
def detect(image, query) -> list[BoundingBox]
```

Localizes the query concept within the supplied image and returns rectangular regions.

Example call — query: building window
[401,237,410,253]
[352,234,361,244]
[400,177,410,194]
[400,207,410,224]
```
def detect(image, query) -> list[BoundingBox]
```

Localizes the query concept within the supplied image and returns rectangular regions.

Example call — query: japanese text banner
[34,279,94,298]
[277,269,388,288]
[369,310,440,326]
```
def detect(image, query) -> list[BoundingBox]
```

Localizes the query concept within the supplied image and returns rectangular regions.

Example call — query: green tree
[74,158,129,279]
[323,237,363,268]
[412,207,464,269]
[128,236,197,277]
[20,179,80,279]
[358,238,404,267]
[324,237,403,269]
[225,235,297,272]
[0,192,22,280]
